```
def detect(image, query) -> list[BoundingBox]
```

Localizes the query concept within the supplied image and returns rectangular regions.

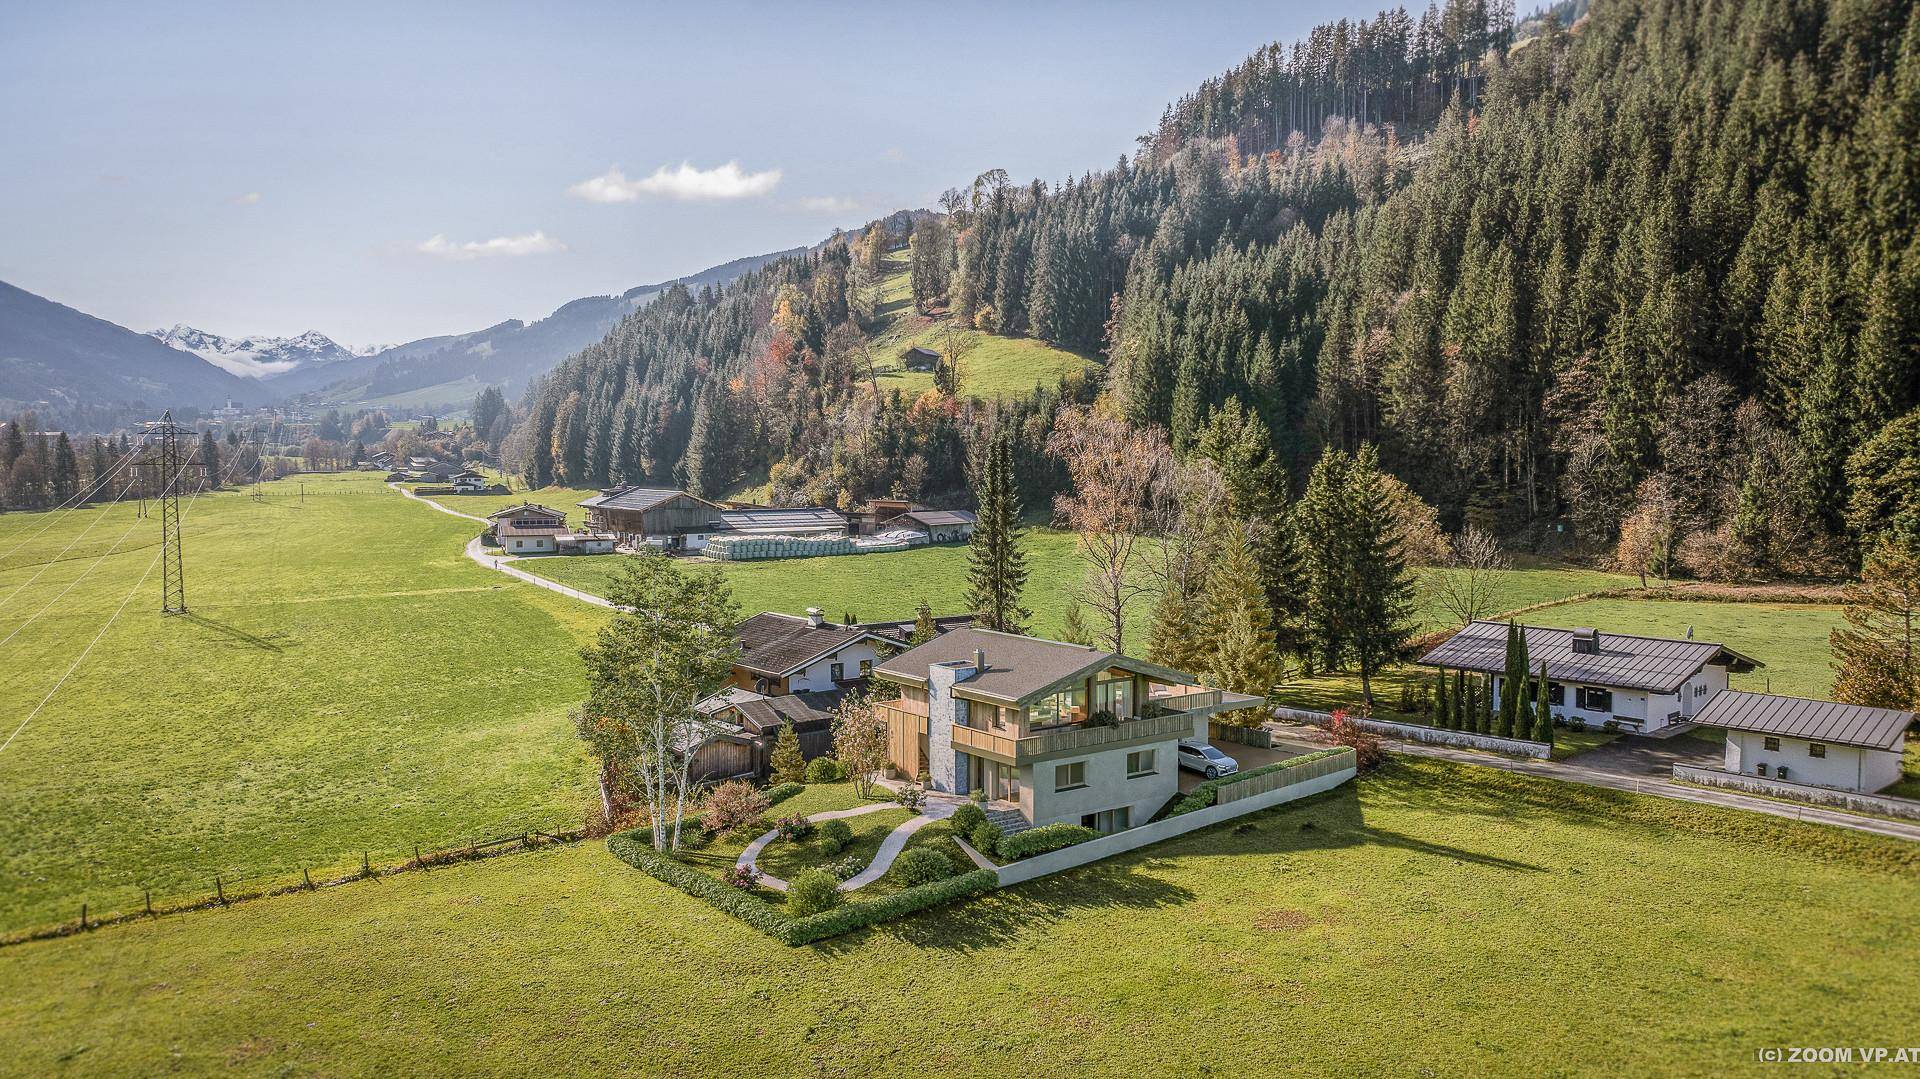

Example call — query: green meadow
[1,759,1914,1076]
[0,472,602,933]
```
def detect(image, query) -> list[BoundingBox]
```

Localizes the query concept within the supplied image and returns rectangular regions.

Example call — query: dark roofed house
[869,627,1264,831]
[1695,691,1913,793]
[1417,620,1762,734]
[901,345,940,372]
[578,486,722,551]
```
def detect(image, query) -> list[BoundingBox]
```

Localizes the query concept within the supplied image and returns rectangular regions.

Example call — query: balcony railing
[953,708,1197,764]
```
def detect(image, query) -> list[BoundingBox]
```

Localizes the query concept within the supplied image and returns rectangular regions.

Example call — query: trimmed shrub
[724,864,760,890]
[1325,711,1386,772]
[765,781,806,806]
[784,870,999,945]
[998,823,1098,860]
[804,757,843,783]
[822,854,864,881]
[816,818,853,855]
[787,869,843,916]
[775,815,815,842]
[949,802,988,835]
[968,820,1002,858]
[891,846,956,887]
[895,783,925,812]
[703,780,770,835]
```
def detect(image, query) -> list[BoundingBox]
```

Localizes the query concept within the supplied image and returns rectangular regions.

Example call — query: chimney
[972,648,986,673]
[806,607,824,628]
[1571,627,1598,655]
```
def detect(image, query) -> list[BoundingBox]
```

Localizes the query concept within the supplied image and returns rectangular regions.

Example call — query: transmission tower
[148,410,188,614]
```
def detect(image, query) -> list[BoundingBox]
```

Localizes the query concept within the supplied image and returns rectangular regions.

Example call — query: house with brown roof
[486,503,567,554]
[728,608,898,696]
[1695,691,1913,793]
[871,627,1264,832]
[1417,621,1764,734]
[578,486,723,551]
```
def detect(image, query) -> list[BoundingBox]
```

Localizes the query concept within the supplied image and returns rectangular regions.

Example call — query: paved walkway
[1269,719,1920,843]
[389,483,617,610]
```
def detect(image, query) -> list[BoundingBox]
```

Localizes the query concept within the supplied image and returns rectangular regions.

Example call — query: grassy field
[2,759,1916,1075]
[0,472,604,933]
[867,255,1102,401]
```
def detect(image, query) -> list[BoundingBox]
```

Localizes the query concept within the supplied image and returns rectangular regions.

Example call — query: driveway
[1176,735,1324,794]
[1571,732,1723,779]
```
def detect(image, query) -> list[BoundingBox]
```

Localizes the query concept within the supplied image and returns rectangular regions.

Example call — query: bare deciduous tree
[1431,525,1511,626]
[1048,404,1171,653]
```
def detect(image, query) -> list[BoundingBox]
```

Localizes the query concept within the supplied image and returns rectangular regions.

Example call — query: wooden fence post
[215,877,226,906]
[144,889,153,917]
[362,852,371,878]
[302,866,314,890]
[79,903,87,930]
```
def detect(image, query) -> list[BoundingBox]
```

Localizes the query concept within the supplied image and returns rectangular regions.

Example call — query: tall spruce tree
[963,432,1031,633]
[1198,523,1287,701]
[1434,669,1451,729]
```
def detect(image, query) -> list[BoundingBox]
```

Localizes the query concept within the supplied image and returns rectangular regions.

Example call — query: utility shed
[1697,691,1913,793]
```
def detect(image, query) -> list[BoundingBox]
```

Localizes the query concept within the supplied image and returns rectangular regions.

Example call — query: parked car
[1177,740,1239,779]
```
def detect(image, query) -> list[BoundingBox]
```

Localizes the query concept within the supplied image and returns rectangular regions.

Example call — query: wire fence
[0,820,592,950]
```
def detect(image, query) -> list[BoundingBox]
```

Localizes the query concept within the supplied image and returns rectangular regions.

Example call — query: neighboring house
[487,503,567,554]
[578,486,723,551]
[901,345,940,371]
[1695,691,1914,793]
[729,608,893,695]
[451,470,488,492]
[699,686,845,773]
[882,508,976,543]
[871,627,1264,832]
[1417,621,1763,734]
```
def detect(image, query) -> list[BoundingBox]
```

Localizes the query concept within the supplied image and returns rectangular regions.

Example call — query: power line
[0,442,247,760]
[0,435,149,571]
[0,439,153,614]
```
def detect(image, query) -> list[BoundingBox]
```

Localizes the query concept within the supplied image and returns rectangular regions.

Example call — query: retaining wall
[1673,764,1920,820]
[994,756,1357,887]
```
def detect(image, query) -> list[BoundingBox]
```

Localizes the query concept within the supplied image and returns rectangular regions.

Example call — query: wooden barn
[578,486,724,551]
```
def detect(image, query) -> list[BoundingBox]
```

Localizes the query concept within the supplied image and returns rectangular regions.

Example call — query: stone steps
[985,807,1031,836]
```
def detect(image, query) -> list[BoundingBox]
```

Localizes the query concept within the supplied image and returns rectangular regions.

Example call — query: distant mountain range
[0,236,832,422]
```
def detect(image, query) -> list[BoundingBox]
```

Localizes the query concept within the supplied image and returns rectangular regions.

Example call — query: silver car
[1176,740,1239,780]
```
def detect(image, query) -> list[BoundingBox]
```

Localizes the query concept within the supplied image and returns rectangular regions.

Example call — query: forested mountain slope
[515,0,1920,570]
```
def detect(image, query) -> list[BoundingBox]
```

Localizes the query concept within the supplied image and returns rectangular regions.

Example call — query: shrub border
[607,827,997,945]
[998,822,1098,860]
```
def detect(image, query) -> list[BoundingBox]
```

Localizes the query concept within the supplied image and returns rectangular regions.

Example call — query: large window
[1054,761,1087,792]
[1030,685,1088,729]
[1575,686,1613,713]
[1126,750,1156,778]
[1093,676,1135,720]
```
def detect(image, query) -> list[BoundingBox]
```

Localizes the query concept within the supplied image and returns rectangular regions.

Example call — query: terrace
[877,685,1264,766]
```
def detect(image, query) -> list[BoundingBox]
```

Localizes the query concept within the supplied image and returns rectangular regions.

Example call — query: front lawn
[754,808,916,888]
[4,758,1918,1074]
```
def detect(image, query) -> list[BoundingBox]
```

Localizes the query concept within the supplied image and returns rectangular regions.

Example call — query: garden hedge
[766,781,806,807]
[608,828,999,945]
[998,823,1098,860]
[1162,748,1348,819]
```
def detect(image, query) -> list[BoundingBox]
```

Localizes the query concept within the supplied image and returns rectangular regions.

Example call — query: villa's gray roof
[1694,691,1913,751]
[873,627,1194,706]
[1417,621,1762,694]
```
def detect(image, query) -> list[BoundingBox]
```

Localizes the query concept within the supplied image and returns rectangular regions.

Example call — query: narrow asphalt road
[1269,720,1920,843]
[389,483,618,610]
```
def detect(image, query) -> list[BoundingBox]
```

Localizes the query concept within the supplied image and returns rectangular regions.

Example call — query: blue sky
[0,1,1356,346]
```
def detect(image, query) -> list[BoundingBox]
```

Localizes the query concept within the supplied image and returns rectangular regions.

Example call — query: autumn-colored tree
[1832,536,1920,710]
[1047,403,1170,653]
[832,694,890,799]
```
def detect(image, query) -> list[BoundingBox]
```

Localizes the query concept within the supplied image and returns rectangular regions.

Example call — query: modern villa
[870,628,1263,832]
[1418,621,1764,734]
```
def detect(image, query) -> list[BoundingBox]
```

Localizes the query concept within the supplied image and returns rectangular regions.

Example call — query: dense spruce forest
[514,0,1920,577]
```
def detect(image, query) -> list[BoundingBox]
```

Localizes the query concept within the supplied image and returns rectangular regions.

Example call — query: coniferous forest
[514,0,1920,576]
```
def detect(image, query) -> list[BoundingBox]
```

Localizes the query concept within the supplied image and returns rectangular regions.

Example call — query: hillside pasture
[1,760,1916,1074]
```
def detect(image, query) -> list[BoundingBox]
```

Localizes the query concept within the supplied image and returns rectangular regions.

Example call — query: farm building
[901,345,940,371]
[578,487,724,551]
[555,532,617,555]
[487,503,567,554]
[1696,691,1914,793]
[1418,621,1763,735]
[882,508,976,543]
[717,507,847,536]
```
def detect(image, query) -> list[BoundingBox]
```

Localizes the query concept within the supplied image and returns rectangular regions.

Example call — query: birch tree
[576,553,740,851]
[1048,403,1170,653]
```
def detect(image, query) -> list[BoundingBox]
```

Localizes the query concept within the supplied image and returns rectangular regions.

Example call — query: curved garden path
[741,795,968,893]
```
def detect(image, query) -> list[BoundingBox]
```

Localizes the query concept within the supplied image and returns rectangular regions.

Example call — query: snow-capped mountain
[148,324,364,380]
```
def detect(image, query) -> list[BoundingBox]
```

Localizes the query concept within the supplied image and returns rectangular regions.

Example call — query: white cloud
[568,161,782,202]
[230,191,262,205]
[797,195,860,214]
[416,230,566,261]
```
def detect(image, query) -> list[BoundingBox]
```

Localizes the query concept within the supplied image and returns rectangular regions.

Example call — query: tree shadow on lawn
[820,783,1545,954]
